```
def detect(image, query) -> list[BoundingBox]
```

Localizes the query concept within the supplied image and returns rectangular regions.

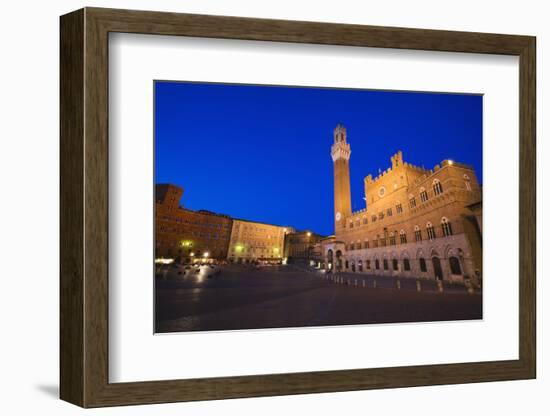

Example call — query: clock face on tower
[378,186,386,198]
[335,212,342,222]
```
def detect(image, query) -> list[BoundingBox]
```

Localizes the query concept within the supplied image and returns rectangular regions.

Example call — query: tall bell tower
[331,124,352,232]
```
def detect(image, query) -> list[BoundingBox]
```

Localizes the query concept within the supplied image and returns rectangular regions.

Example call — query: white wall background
[0,1,545,415]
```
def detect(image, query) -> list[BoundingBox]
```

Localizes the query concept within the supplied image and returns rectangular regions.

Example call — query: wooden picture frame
[60,7,536,408]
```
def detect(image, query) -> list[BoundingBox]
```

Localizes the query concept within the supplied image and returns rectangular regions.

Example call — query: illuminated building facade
[155,184,233,262]
[227,219,289,264]
[326,124,483,283]
[283,230,325,264]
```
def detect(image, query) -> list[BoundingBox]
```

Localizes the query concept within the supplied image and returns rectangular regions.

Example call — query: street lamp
[305,232,313,266]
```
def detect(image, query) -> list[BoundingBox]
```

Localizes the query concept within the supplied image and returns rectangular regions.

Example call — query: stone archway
[335,250,343,272]
[327,249,334,271]
[449,256,462,275]
[432,257,443,280]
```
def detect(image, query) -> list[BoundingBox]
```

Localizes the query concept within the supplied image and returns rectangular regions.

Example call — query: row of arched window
[347,175,474,229]
[346,256,462,275]
[346,217,454,251]
[410,179,443,208]
[409,176,474,209]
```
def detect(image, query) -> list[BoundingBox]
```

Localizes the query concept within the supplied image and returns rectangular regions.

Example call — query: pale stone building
[325,124,482,283]
[227,219,290,264]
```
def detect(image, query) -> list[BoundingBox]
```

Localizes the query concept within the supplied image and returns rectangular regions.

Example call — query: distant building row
[155,184,323,264]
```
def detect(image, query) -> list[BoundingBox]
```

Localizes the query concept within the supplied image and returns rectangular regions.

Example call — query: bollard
[416,280,422,292]
[362,280,366,288]
[373,280,377,289]
[396,280,401,290]
[437,280,444,293]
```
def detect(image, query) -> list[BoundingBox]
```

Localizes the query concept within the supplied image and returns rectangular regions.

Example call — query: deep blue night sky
[155,82,482,236]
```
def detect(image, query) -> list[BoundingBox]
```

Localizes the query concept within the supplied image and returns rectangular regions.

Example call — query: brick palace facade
[325,124,482,283]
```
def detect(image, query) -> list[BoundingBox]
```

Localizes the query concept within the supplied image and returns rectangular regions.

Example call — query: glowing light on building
[155,258,174,264]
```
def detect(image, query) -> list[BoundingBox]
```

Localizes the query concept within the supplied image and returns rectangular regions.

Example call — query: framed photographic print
[60,7,536,408]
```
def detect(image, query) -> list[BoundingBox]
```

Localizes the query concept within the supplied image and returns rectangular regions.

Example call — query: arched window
[403,258,411,271]
[358,260,363,272]
[375,259,380,270]
[414,225,422,242]
[345,260,349,269]
[351,261,356,272]
[441,217,453,237]
[371,215,377,222]
[392,259,399,270]
[449,256,462,274]
[383,259,389,270]
[409,194,417,208]
[396,202,403,214]
[389,232,396,246]
[419,257,427,272]
[426,222,436,240]
[420,187,429,203]
[363,217,368,225]
[364,239,370,249]
[433,179,443,195]
[366,259,371,269]
[400,229,407,244]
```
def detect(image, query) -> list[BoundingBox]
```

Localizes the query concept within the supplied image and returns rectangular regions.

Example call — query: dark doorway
[335,250,343,272]
[449,256,462,275]
[432,257,443,280]
[419,257,427,272]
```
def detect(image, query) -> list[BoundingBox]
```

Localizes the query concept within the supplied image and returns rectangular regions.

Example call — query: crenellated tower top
[331,124,351,162]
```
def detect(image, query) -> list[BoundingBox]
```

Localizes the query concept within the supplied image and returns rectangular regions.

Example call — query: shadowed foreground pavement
[155,265,482,333]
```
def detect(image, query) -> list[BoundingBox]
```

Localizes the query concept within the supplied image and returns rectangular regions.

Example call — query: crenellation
[329,124,482,283]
